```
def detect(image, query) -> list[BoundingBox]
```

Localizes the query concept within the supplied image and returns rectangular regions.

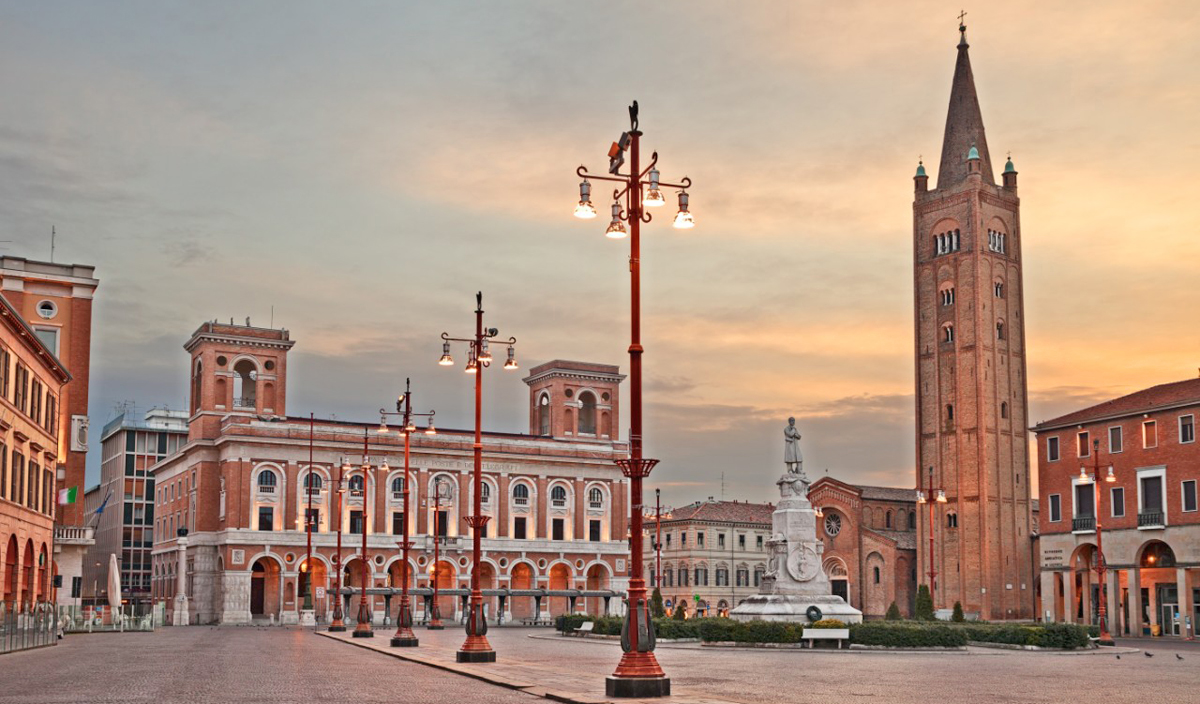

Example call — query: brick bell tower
[523,360,624,441]
[184,321,295,441]
[912,22,1033,620]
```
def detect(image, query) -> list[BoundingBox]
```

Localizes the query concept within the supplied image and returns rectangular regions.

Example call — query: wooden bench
[569,621,595,637]
[801,628,850,649]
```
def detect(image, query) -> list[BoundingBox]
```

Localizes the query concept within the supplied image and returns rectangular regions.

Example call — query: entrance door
[251,570,265,615]
[832,578,848,602]
[1157,585,1179,636]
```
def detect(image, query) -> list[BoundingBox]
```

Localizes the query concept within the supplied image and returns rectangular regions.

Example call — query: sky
[1,1,1197,506]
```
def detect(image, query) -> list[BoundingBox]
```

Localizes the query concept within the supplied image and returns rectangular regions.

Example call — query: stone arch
[427,472,460,537]
[509,560,537,621]
[547,479,574,540]
[824,556,850,604]
[577,389,598,435]
[865,551,887,616]
[547,561,573,616]
[231,356,259,409]
[584,561,612,615]
[384,556,417,589]
[248,554,284,619]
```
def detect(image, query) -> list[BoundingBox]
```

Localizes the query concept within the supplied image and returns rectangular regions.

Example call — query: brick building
[808,479,918,618]
[912,24,1035,619]
[82,408,188,605]
[1034,377,1200,637]
[151,322,631,625]
[0,292,72,610]
[0,256,99,603]
[646,499,774,617]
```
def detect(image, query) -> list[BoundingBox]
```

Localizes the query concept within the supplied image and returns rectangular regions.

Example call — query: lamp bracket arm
[577,165,631,183]
[656,176,692,190]
[441,332,474,344]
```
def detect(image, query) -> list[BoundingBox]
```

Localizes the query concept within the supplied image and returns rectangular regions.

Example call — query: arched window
[994,281,1004,298]
[304,473,322,492]
[232,359,258,408]
[348,475,364,494]
[513,483,530,506]
[947,513,958,529]
[943,324,955,343]
[481,482,491,503]
[551,485,568,507]
[192,360,203,413]
[885,510,892,529]
[578,391,597,435]
[996,321,1006,341]
[941,287,955,306]
[873,566,881,584]
[946,404,954,423]
[538,394,551,436]
[1000,402,1009,419]
[257,470,277,489]
[391,476,404,497]
[588,487,603,508]
[909,511,916,529]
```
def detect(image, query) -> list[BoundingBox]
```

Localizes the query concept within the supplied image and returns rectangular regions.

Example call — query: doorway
[1158,585,1179,636]
[832,578,848,602]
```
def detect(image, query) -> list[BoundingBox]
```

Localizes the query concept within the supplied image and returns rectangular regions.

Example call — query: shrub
[952,602,965,622]
[696,618,803,643]
[885,602,902,621]
[655,616,700,639]
[556,614,591,633]
[849,622,967,648]
[672,603,687,621]
[957,622,1091,649]
[697,617,740,642]
[650,588,665,619]
[810,618,846,629]
[914,585,935,621]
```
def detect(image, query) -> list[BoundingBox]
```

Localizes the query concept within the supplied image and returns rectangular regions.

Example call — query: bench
[569,621,595,637]
[801,628,850,649]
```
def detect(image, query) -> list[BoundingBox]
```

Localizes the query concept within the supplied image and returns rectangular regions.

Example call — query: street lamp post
[302,413,315,619]
[573,101,691,699]
[353,430,375,638]
[428,479,447,630]
[1077,438,1115,644]
[654,489,663,590]
[378,377,436,648]
[439,291,518,663]
[328,462,348,632]
[916,466,947,606]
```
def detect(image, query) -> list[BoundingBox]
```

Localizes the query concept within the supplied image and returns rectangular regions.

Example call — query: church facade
[150,321,632,625]
[912,24,1036,619]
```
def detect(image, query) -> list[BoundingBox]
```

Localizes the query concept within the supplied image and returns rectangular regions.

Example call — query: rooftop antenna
[51,226,56,262]
[270,305,274,328]
[720,472,726,500]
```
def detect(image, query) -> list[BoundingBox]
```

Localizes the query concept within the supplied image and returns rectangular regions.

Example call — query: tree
[914,585,935,621]
[650,587,665,619]
[672,602,687,620]
[885,601,902,621]
[952,601,965,622]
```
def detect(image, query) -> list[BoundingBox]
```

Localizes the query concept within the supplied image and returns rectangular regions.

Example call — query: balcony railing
[304,487,322,496]
[589,501,603,510]
[551,499,567,508]
[391,491,404,501]
[350,489,364,499]
[513,497,528,507]
[1072,516,1096,532]
[233,397,256,409]
[257,485,276,494]
[1138,510,1165,528]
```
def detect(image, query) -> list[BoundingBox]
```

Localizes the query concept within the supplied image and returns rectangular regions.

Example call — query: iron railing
[1138,510,1165,528]
[1,602,57,653]
[1072,516,1096,532]
[57,603,160,633]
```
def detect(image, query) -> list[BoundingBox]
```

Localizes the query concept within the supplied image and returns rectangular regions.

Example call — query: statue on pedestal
[778,417,809,498]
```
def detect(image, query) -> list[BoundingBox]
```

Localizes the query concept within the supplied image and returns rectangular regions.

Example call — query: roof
[874,529,917,551]
[859,485,918,503]
[0,292,72,384]
[1034,378,1200,431]
[664,500,774,526]
[937,26,995,188]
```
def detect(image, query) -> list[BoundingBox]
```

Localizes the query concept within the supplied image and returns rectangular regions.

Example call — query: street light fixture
[1075,438,1115,644]
[916,466,947,605]
[378,378,436,648]
[328,461,348,632]
[428,477,451,631]
[575,179,598,219]
[440,291,518,664]
[573,101,690,699]
[352,430,375,639]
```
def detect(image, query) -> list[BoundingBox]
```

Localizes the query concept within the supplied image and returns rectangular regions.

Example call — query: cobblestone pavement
[329,626,1200,704]
[0,627,541,704]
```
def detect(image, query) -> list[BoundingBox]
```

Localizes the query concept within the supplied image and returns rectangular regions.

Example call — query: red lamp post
[428,481,447,631]
[1076,438,1115,644]
[378,377,436,647]
[574,101,691,699]
[353,430,375,638]
[439,291,518,663]
[302,413,315,617]
[653,489,663,589]
[328,460,348,632]
[916,465,947,606]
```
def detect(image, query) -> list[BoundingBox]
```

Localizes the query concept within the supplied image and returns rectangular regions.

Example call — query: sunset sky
[1,1,1197,504]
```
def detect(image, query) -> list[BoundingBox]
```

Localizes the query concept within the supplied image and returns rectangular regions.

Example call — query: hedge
[554,614,701,639]
[959,623,1090,649]
[698,618,805,643]
[849,622,968,647]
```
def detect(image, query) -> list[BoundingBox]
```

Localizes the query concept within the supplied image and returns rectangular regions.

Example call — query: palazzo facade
[150,321,632,625]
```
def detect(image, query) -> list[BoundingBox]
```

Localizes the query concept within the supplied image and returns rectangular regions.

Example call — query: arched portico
[249,555,283,620]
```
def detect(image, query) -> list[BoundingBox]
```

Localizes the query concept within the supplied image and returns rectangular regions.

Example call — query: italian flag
[58,486,78,505]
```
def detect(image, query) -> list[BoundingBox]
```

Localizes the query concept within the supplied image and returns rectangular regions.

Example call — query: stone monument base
[299,609,316,627]
[730,594,862,624]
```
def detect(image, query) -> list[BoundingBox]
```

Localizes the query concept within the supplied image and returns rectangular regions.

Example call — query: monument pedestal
[299,609,316,627]
[730,594,862,624]
[172,595,190,626]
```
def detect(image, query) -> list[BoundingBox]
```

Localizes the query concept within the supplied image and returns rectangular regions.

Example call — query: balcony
[1138,510,1165,528]
[54,525,95,546]
[551,499,567,509]
[233,397,256,409]
[589,501,603,510]
[391,491,404,501]
[1072,516,1096,532]
[513,497,528,507]
[257,485,276,494]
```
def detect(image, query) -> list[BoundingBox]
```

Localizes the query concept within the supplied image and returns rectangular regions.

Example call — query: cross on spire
[958,9,967,29]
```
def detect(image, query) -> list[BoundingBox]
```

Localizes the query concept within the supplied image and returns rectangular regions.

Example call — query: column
[1063,569,1075,624]
[172,537,190,626]
[1105,569,1120,636]
[1129,567,1142,636]
[1081,565,1093,625]
[1176,567,1191,638]
[1040,571,1056,622]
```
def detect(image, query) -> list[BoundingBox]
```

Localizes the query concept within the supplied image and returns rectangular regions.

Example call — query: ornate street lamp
[378,378,436,648]
[916,466,948,604]
[439,291,518,663]
[428,477,451,630]
[328,461,348,632]
[1075,438,1116,644]
[573,101,690,699]
[353,430,375,639]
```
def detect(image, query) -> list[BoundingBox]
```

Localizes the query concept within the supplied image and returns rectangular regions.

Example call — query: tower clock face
[824,513,842,537]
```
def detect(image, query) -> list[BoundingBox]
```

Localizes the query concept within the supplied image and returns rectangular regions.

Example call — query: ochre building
[151,322,632,625]
[1035,377,1200,638]
[912,25,1035,619]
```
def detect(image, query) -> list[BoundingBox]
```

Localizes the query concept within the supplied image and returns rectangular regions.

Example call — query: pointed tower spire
[937,20,994,188]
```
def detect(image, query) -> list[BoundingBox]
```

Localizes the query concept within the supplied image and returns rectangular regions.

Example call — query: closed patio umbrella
[107,553,122,612]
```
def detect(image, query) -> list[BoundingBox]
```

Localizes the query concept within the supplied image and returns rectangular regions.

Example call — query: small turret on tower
[914,159,929,193]
[1002,154,1018,190]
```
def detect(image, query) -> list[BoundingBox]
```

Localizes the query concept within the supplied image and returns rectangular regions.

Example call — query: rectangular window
[697,532,705,547]
[738,534,746,549]
[33,327,59,356]
[514,517,527,540]
[1077,432,1090,457]
[716,568,728,587]
[1109,426,1123,453]
[1183,480,1198,513]
[665,533,671,547]
[1144,421,1158,448]
[436,510,448,537]
[1181,415,1195,444]
[718,533,726,548]
[349,510,364,534]
[305,508,321,530]
[680,532,687,547]
[552,518,565,541]
[257,506,273,531]
[392,511,405,535]
[756,535,764,550]
[158,432,168,455]
[1140,475,1164,511]
[1048,494,1062,522]
[1074,484,1095,517]
[679,568,689,587]
[0,348,8,399]
[1047,437,1060,462]
[589,519,601,542]
[1111,487,1125,518]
